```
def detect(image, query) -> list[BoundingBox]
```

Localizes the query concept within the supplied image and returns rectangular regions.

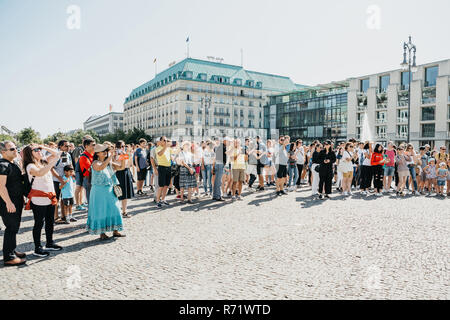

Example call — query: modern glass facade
[265,89,348,144]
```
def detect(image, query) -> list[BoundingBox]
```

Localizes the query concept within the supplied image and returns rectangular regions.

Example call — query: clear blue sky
[1,0,449,137]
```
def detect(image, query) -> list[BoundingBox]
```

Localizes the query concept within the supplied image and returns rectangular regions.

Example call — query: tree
[43,131,69,144]
[124,127,152,144]
[0,134,16,144]
[69,129,100,146]
[17,127,42,146]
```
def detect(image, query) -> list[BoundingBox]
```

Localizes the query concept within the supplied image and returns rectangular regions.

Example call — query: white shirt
[296,147,305,165]
[179,151,193,166]
[362,150,371,166]
[341,151,354,172]
[27,164,55,206]
[203,149,215,165]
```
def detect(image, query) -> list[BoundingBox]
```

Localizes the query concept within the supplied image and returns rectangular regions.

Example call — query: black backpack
[22,172,35,198]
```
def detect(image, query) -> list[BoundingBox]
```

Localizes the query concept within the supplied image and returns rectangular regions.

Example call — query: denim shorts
[384,166,395,176]
[437,180,446,186]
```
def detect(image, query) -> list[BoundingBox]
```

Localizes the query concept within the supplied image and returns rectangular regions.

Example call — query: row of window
[360,66,439,92]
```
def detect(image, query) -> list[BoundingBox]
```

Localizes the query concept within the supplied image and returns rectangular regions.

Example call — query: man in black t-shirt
[0,141,26,266]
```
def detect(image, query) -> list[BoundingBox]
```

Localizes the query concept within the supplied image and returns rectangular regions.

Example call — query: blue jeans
[406,165,417,190]
[212,163,224,199]
[288,165,298,187]
[202,164,212,193]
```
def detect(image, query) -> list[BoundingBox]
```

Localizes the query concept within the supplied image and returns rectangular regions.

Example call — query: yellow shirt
[231,147,246,170]
[155,146,171,167]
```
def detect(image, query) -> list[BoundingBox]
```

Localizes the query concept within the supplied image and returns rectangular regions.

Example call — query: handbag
[113,185,123,198]
[314,164,321,173]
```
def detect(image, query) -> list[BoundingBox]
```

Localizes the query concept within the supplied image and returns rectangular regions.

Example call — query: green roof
[125,58,305,103]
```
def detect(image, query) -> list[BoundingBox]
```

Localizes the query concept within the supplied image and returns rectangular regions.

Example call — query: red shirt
[79,151,94,177]
[371,152,384,166]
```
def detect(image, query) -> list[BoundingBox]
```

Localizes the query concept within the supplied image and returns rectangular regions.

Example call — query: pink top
[385,149,396,167]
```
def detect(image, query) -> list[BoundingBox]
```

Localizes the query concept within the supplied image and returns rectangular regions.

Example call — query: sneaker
[324,194,330,199]
[414,191,420,196]
[75,205,84,211]
[361,191,367,195]
[69,217,77,222]
[176,195,181,199]
[343,191,348,196]
[157,202,162,208]
[318,194,324,200]
[281,190,288,195]
[45,243,63,251]
[231,196,236,201]
[33,247,50,257]
[162,201,170,206]
[276,191,281,196]
[237,195,242,200]
[376,193,383,197]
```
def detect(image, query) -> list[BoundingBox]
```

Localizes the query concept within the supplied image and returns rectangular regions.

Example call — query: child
[436,162,448,196]
[423,158,437,196]
[60,165,77,223]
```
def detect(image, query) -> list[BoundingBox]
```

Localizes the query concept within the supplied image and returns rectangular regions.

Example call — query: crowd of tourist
[0,134,449,266]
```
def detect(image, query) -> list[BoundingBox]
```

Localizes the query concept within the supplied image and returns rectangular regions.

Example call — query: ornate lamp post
[400,36,417,143]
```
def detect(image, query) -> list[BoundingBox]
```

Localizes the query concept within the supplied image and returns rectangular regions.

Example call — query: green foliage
[17,127,42,146]
[43,131,69,145]
[68,129,100,146]
[0,134,16,144]
[121,127,152,144]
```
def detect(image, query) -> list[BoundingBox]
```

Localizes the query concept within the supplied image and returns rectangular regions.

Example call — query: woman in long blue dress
[86,144,125,240]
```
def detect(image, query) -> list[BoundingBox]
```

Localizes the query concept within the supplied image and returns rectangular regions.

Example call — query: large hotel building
[266,58,450,149]
[123,58,305,140]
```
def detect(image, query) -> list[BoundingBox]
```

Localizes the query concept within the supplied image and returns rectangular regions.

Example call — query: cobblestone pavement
[1,185,449,300]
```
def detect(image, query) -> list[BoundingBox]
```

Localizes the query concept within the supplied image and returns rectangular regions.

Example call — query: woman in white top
[22,144,63,257]
[201,141,215,195]
[340,143,356,195]
[265,139,276,186]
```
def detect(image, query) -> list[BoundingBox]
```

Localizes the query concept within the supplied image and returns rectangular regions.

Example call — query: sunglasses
[7,147,16,152]
[32,148,42,152]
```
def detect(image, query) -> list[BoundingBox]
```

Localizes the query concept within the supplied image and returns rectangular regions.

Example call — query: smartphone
[172,141,176,147]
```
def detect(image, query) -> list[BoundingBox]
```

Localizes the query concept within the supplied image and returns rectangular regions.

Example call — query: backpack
[22,172,35,198]
[75,153,91,184]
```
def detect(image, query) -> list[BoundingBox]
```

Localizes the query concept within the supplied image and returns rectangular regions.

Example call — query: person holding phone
[53,140,71,224]
[22,144,63,257]
[86,144,125,240]
[114,140,134,218]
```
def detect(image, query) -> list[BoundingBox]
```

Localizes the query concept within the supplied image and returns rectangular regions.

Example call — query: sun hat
[94,144,109,153]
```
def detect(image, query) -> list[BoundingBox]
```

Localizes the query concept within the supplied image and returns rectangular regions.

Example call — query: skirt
[86,185,123,235]
[115,168,135,200]
[179,166,197,189]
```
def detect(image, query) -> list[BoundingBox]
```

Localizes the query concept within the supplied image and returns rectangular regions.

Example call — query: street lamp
[201,96,212,139]
[401,35,417,143]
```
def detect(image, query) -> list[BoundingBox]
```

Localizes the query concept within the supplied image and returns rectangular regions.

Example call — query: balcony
[397,117,408,123]
[398,100,408,107]
[248,115,255,119]
[185,109,193,114]
[396,133,408,139]
[376,103,388,110]
[375,119,387,125]
[214,112,230,117]
[357,105,367,111]
[376,133,387,139]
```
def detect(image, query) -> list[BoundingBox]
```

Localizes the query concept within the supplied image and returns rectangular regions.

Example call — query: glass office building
[265,85,348,144]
